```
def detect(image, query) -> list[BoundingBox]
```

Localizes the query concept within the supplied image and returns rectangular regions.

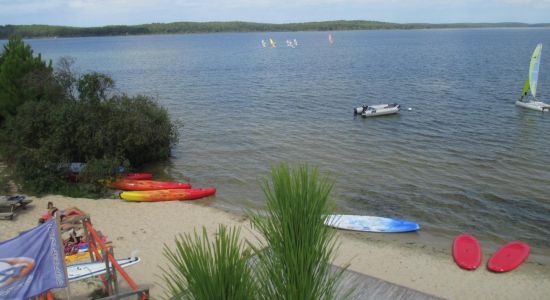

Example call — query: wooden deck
[248,254,442,299]
[334,266,443,300]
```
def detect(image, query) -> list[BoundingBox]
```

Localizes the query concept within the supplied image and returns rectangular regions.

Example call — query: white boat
[354,103,401,117]
[516,43,550,112]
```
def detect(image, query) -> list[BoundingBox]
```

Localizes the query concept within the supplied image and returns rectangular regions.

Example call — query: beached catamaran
[516,43,550,111]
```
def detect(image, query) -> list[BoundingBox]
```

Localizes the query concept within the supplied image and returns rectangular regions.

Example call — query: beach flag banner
[0,218,67,299]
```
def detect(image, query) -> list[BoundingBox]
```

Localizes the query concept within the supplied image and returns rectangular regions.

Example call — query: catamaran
[516,43,550,112]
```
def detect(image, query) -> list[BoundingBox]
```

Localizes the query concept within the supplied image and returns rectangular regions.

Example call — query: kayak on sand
[107,179,192,191]
[120,188,216,202]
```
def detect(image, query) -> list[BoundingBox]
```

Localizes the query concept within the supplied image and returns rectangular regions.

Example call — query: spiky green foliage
[161,225,257,300]
[248,163,345,300]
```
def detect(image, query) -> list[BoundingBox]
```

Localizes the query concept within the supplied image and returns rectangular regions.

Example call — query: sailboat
[261,39,267,48]
[328,33,334,46]
[516,43,550,111]
[269,38,277,48]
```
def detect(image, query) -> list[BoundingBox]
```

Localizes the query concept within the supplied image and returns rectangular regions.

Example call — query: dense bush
[0,37,178,196]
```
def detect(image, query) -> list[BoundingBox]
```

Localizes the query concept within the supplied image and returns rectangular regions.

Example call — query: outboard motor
[354,105,368,115]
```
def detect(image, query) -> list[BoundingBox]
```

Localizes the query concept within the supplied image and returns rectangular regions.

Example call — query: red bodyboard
[487,241,530,273]
[452,233,482,270]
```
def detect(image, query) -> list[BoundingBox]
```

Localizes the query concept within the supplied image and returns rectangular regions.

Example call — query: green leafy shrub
[0,38,178,196]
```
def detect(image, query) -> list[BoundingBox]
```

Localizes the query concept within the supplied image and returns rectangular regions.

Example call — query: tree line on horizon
[1,20,549,39]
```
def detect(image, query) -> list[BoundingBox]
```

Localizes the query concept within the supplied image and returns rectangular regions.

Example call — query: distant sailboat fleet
[261,38,297,48]
[260,33,334,48]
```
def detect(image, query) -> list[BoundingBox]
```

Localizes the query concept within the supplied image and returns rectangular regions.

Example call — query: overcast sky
[1,0,549,27]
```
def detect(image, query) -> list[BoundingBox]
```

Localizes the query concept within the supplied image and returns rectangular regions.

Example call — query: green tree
[0,36,55,123]
[1,47,178,196]
[77,72,114,104]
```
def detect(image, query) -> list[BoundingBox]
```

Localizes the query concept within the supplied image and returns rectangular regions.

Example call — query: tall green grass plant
[161,225,257,300]
[162,164,346,300]
[248,163,345,300]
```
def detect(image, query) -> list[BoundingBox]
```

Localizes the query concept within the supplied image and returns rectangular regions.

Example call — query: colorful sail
[529,43,542,98]
[269,38,276,48]
[328,33,334,45]
[521,79,530,98]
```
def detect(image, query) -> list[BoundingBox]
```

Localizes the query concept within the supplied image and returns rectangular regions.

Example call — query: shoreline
[2,195,549,299]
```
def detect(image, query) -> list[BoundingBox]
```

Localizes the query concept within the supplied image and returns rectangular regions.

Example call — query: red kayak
[452,233,482,270]
[487,241,530,272]
[120,188,216,202]
[123,173,153,180]
[108,179,191,191]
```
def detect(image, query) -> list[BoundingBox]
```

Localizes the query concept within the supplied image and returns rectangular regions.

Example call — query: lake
[11,28,550,261]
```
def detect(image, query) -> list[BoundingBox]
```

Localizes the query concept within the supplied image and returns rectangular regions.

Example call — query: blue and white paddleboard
[325,215,420,233]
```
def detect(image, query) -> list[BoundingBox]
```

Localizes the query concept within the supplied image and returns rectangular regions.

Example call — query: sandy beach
[2,195,550,299]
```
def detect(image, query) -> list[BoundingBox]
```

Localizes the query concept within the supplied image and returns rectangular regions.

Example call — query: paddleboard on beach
[452,233,482,270]
[67,256,141,282]
[324,215,420,233]
[487,241,530,273]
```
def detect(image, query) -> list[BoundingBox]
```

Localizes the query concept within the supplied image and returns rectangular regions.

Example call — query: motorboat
[354,103,401,117]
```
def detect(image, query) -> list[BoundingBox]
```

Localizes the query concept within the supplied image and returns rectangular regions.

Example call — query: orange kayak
[123,173,153,180]
[120,188,216,202]
[108,179,192,191]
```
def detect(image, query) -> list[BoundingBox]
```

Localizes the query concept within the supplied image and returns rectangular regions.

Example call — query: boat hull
[359,103,401,117]
[120,188,216,202]
[515,100,550,112]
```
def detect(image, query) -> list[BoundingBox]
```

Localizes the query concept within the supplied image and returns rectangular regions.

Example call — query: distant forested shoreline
[1,20,549,39]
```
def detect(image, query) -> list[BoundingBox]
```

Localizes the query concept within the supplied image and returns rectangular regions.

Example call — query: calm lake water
[10,29,550,260]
